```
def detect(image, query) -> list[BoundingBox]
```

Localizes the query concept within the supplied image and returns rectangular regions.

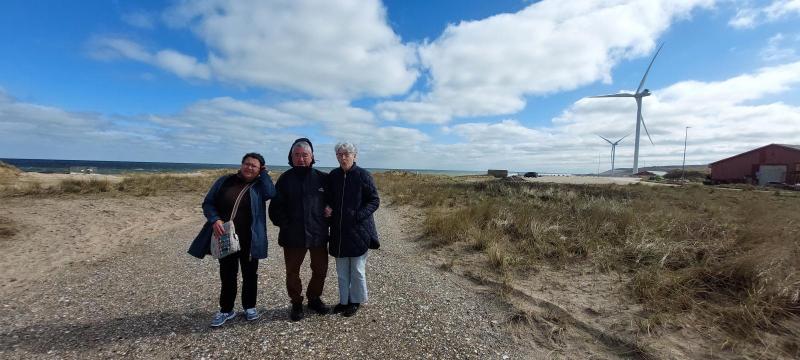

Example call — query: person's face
[336,150,356,171]
[291,146,313,167]
[240,157,261,181]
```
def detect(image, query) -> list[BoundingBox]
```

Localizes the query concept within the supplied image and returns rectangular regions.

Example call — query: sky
[1,0,799,173]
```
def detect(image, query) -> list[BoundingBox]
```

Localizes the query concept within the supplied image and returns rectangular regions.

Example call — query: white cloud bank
[377,0,716,124]
[4,60,799,172]
[25,0,796,171]
[91,0,418,99]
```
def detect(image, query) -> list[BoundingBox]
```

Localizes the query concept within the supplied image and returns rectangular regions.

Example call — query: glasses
[336,152,353,157]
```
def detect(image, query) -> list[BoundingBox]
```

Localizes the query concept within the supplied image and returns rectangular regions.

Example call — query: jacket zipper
[337,171,347,257]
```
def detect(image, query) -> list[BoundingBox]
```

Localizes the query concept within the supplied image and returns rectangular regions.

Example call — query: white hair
[334,142,357,155]
[292,141,312,153]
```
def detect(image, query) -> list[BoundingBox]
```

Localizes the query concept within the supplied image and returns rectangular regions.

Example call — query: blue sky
[1,0,799,173]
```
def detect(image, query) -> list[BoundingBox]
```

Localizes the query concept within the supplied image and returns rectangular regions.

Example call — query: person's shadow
[2,307,284,353]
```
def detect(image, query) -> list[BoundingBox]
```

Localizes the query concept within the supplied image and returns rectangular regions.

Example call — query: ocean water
[0,158,483,177]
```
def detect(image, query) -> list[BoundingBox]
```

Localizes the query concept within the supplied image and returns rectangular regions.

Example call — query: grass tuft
[0,216,16,240]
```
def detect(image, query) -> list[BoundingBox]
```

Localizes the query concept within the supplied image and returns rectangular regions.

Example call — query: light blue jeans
[335,254,368,305]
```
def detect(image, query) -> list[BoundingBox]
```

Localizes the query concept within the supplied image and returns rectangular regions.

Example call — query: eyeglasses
[336,152,353,157]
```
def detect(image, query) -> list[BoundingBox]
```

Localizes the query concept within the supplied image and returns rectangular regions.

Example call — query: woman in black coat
[326,142,379,317]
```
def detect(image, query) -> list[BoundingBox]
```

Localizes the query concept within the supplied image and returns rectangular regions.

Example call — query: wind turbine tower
[588,43,663,174]
[598,134,628,176]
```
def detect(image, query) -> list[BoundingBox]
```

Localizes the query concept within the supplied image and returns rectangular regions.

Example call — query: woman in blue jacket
[189,152,276,327]
[326,142,380,317]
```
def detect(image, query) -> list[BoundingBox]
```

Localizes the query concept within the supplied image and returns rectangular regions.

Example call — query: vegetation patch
[0,161,22,184]
[0,170,233,197]
[0,216,16,240]
[375,172,800,348]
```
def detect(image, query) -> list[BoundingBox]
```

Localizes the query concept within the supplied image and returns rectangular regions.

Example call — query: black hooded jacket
[268,139,329,248]
[326,164,380,257]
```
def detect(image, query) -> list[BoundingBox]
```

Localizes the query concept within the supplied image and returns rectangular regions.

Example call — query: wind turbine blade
[598,135,613,144]
[640,114,654,145]
[615,133,630,144]
[589,93,635,98]
[636,43,664,94]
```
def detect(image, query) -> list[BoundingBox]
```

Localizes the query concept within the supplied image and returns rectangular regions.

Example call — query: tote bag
[210,183,252,259]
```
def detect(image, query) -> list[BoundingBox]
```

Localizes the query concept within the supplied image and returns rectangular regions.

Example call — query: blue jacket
[188,170,277,259]
[326,164,380,258]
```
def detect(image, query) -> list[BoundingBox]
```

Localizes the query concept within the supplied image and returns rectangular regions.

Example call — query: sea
[0,158,485,177]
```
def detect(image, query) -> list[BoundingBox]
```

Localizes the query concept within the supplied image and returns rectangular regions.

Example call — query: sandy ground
[0,194,198,293]
[0,173,775,359]
[0,186,540,358]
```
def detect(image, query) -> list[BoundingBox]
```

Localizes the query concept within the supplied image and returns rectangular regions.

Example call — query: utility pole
[682,126,691,180]
[597,153,601,177]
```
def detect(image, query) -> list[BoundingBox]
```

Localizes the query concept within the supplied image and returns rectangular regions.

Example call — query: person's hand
[213,220,225,237]
[323,206,332,218]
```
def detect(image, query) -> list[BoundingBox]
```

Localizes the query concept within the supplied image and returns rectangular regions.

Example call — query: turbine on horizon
[598,134,629,176]
[588,43,663,174]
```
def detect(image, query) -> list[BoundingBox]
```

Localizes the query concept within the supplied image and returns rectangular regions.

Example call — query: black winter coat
[327,164,379,258]
[268,167,329,248]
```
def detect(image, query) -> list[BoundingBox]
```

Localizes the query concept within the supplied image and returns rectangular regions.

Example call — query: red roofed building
[709,144,800,185]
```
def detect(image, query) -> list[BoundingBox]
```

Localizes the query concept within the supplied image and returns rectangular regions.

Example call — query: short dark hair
[242,152,265,167]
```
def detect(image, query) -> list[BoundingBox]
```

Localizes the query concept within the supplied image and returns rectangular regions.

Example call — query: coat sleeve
[356,170,380,222]
[268,175,288,227]
[324,170,335,208]
[256,170,277,200]
[202,176,226,224]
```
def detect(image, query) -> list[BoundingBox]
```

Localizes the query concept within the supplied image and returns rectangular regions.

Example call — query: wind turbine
[598,134,629,176]
[588,43,663,174]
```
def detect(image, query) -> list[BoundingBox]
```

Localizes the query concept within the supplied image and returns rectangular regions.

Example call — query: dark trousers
[219,252,259,313]
[283,247,329,304]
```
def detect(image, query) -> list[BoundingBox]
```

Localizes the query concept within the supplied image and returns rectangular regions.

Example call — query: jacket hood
[287,137,315,167]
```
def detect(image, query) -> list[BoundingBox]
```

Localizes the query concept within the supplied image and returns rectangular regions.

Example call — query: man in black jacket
[268,138,330,321]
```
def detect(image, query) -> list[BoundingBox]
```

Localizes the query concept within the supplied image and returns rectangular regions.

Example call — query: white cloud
[0,90,429,167]
[154,49,212,79]
[350,59,800,172]
[729,0,800,28]
[760,33,799,62]
[377,0,715,124]
[121,11,156,29]
[552,60,800,169]
[3,57,800,172]
[89,36,211,80]
[149,0,417,98]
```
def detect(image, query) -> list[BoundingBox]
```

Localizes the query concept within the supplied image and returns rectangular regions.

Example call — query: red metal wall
[710,145,800,184]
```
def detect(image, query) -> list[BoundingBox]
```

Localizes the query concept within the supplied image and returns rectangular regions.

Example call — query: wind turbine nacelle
[641,89,652,96]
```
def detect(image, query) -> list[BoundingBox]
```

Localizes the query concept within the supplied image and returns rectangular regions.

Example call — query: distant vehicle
[523,172,538,178]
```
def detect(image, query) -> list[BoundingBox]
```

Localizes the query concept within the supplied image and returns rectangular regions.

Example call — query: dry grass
[375,172,800,349]
[0,216,16,240]
[0,170,233,197]
[0,161,22,183]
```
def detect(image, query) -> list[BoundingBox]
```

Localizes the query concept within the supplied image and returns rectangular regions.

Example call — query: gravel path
[1,195,539,359]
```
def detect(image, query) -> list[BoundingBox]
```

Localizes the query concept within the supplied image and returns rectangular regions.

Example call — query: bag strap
[229,182,254,222]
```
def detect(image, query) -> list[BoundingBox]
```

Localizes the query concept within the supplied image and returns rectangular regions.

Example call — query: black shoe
[342,303,360,317]
[290,303,304,321]
[308,297,330,315]
[332,303,349,314]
